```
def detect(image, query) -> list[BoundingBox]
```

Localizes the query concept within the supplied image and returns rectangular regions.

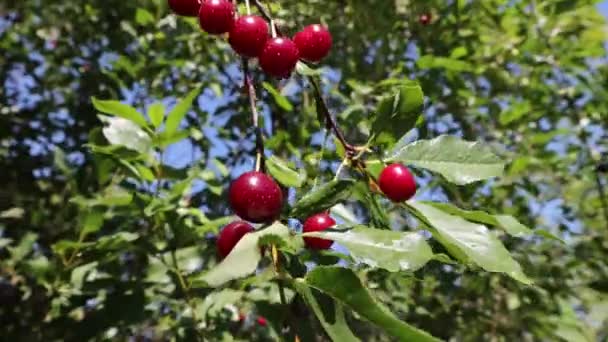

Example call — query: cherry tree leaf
[388,135,505,185]
[294,282,361,342]
[408,201,532,284]
[191,222,290,287]
[92,97,148,127]
[266,155,306,188]
[303,226,432,272]
[100,116,152,155]
[290,179,355,219]
[301,267,441,342]
[165,88,199,135]
[423,202,563,242]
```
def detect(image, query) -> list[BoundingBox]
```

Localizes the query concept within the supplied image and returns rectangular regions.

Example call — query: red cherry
[256,317,267,326]
[378,164,416,202]
[217,221,254,258]
[259,37,300,78]
[229,171,283,223]
[229,15,269,58]
[293,24,332,63]
[198,0,235,35]
[419,13,432,25]
[303,213,335,250]
[168,0,201,17]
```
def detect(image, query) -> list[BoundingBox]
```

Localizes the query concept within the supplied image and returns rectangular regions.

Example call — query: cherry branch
[241,58,266,172]
[250,0,356,158]
[309,76,356,156]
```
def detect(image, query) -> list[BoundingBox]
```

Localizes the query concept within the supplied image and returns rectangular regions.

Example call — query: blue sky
[600,0,608,15]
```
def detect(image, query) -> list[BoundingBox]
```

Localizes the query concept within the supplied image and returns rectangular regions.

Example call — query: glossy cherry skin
[293,24,332,63]
[303,213,335,250]
[256,317,267,326]
[217,221,254,258]
[229,171,283,223]
[419,13,432,25]
[229,15,268,58]
[168,0,201,17]
[378,164,417,202]
[198,0,235,35]
[259,37,300,78]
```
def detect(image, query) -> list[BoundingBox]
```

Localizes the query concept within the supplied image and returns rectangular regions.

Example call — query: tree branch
[309,76,356,156]
[241,58,266,172]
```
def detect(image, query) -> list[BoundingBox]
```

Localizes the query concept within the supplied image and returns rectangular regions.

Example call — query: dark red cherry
[217,221,254,258]
[259,37,300,78]
[229,171,283,223]
[198,0,235,35]
[168,0,201,17]
[303,213,335,250]
[256,317,267,326]
[378,164,416,202]
[293,24,332,63]
[419,13,432,25]
[229,15,269,58]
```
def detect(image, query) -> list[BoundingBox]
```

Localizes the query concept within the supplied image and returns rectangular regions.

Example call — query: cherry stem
[245,0,251,15]
[253,0,283,36]
[253,0,356,164]
[309,76,356,157]
[242,58,266,172]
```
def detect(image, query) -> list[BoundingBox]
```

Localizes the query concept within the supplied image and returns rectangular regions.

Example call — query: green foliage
[2,0,608,341]
[303,226,433,272]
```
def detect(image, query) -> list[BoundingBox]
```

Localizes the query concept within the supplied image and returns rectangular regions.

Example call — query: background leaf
[92,97,148,127]
[266,155,305,188]
[165,88,199,135]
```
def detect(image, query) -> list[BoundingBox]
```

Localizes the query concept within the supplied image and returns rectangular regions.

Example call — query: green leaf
[262,82,293,111]
[499,100,531,125]
[290,179,356,219]
[9,233,37,265]
[92,97,148,127]
[408,201,532,284]
[296,61,322,76]
[304,226,433,272]
[302,267,441,342]
[70,261,98,289]
[372,82,423,146]
[387,135,505,185]
[422,202,563,242]
[266,155,305,188]
[94,232,139,251]
[192,222,290,287]
[1,207,25,219]
[80,209,104,237]
[417,55,474,72]
[293,282,361,342]
[155,130,190,148]
[100,116,152,155]
[148,102,165,129]
[165,88,199,135]
[135,8,155,26]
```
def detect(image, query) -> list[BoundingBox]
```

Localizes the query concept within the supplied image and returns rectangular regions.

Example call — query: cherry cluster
[168,0,418,259]
[217,164,417,258]
[169,0,332,78]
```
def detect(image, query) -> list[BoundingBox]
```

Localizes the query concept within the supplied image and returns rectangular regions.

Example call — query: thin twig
[309,76,356,156]
[242,58,266,172]
[252,0,282,35]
